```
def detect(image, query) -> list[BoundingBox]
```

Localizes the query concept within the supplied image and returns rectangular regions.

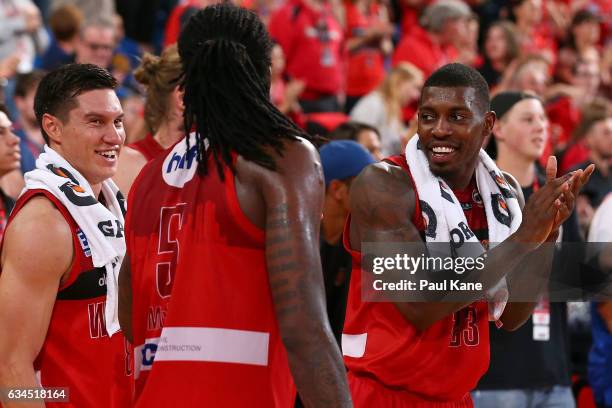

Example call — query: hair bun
[134,53,161,86]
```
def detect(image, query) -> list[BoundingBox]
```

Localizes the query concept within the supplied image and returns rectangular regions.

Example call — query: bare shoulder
[237,137,321,185]
[2,195,73,282]
[114,146,148,195]
[350,161,416,228]
[502,171,525,208]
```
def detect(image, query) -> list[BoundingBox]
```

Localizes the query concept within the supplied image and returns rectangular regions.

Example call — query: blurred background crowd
[0,0,610,407]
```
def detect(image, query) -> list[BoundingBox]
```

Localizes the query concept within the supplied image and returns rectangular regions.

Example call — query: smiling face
[43,89,125,190]
[494,98,548,161]
[417,86,494,188]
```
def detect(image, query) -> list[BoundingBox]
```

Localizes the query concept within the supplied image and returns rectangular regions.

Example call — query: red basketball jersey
[126,137,295,407]
[0,189,119,408]
[342,154,490,405]
[128,133,165,162]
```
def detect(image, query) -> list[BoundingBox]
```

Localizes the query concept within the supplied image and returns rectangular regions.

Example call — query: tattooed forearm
[265,200,352,408]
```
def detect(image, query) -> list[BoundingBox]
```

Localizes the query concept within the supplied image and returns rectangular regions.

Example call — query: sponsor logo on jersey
[420,200,437,239]
[76,228,92,257]
[134,337,160,379]
[162,133,205,188]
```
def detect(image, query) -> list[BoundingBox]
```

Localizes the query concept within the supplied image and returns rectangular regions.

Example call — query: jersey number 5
[156,204,187,298]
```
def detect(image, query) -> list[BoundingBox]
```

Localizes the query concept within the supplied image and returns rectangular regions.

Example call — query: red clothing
[269,0,344,99]
[128,133,165,162]
[546,95,581,149]
[127,138,295,407]
[393,25,456,78]
[0,190,117,407]
[344,1,385,97]
[560,141,590,175]
[164,2,198,47]
[342,154,490,406]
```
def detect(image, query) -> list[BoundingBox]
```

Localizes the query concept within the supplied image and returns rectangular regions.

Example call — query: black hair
[0,103,8,117]
[15,70,46,98]
[329,121,381,142]
[421,63,491,112]
[177,3,312,178]
[34,63,117,144]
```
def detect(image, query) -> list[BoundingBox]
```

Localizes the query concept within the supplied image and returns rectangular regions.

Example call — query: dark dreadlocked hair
[178,3,312,179]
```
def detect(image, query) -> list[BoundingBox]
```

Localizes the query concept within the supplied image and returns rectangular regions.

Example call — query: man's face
[48,89,125,187]
[588,118,612,160]
[495,98,548,161]
[0,111,21,177]
[77,26,115,68]
[418,86,493,186]
[574,61,601,96]
[356,130,383,161]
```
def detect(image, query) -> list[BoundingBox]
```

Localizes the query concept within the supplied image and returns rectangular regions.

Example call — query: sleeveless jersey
[0,190,118,408]
[128,133,165,162]
[127,138,295,407]
[342,154,490,405]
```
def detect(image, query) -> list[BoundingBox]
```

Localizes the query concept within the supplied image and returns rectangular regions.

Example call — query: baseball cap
[491,91,539,121]
[320,140,375,186]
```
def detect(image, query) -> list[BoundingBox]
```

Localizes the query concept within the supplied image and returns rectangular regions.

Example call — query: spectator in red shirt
[547,57,602,155]
[269,0,345,113]
[508,0,557,64]
[343,0,393,113]
[392,0,471,78]
[270,42,305,115]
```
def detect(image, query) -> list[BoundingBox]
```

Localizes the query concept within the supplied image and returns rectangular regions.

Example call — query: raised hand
[515,157,574,246]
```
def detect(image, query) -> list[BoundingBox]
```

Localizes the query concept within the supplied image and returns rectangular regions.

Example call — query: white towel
[24,146,126,336]
[405,136,522,320]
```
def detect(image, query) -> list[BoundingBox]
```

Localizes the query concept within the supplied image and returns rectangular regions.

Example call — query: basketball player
[342,64,594,406]
[114,45,184,194]
[0,64,126,407]
[119,4,351,407]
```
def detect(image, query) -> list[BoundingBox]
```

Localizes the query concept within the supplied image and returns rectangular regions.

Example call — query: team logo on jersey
[490,171,513,199]
[76,228,92,257]
[472,189,483,207]
[162,133,202,188]
[47,164,97,206]
[420,200,437,239]
[491,193,511,227]
[439,181,454,203]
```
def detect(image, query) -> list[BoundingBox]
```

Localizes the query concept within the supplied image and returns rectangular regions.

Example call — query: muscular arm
[118,254,132,343]
[349,162,573,331]
[113,147,148,196]
[0,197,73,408]
[259,139,351,408]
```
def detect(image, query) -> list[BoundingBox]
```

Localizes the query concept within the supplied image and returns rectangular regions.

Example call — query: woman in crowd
[477,20,520,89]
[349,62,422,157]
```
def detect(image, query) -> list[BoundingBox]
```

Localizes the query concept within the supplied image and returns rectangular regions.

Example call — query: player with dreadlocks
[118,3,352,407]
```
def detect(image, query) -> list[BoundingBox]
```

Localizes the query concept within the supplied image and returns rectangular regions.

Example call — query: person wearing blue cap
[319,140,375,343]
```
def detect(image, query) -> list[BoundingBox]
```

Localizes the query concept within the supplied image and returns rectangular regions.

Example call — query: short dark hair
[421,63,491,112]
[0,103,8,117]
[329,122,381,142]
[34,63,117,144]
[15,70,46,98]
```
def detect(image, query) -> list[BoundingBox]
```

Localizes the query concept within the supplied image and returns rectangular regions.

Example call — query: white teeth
[98,151,116,159]
[432,146,455,154]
